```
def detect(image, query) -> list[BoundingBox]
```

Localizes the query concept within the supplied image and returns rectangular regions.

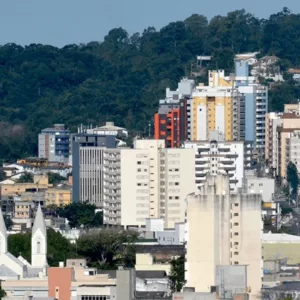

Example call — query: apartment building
[45,186,71,206]
[190,70,245,141]
[154,78,195,147]
[276,113,300,178]
[38,124,70,163]
[184,140,247,192]
[265,112,283,172]
[72,134,116,206]
[227,59,268,156]
[244,170,275,202]
[286,130,300,174]
[185,175,262,299]
[103,140,196,229]
[13,201,33,219]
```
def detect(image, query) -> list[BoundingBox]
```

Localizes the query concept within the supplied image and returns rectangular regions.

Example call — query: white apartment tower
[103,140,196,229]
[185,175,262,299]
[184,140,249,192]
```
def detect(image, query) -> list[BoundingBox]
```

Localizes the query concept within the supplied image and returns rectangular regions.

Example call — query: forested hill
[1,8,300,160]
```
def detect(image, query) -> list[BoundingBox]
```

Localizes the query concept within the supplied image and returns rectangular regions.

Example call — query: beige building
[0,174,50,197]
[286,130,300,174]
[45,186,72,206]
[185,175,262,299]
[265,112,282,171]
[275,113,300,178]
[13,201,33,219]
[135,253,171,275]
[103,139,196,229]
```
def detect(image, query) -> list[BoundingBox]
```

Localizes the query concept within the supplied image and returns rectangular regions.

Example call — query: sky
[0,0,300,47]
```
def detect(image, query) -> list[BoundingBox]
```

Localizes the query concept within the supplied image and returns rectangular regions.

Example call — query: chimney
[59,261,64,268]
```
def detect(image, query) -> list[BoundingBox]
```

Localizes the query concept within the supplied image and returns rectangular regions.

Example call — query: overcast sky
[0,0,299,47]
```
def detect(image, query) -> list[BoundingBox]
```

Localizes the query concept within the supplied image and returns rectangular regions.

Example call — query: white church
[0,204,48,279]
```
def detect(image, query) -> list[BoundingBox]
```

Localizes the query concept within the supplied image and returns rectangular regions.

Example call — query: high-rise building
[72,134,116,207]
[190,70,245,141]
[265,112,283,173]
[38,124,70,163]
[154,78,195,147]
[184,139,251,192]
[103,139,196,228]
[227,59,268,157]
[185,175,262,299]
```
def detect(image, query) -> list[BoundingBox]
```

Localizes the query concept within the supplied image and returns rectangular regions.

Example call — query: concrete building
[154,78,195,148]
[244,170,275,202]
[286,130,300,174]
[103,139,196,228]
[184,140,246,192]
[13,201,33,219]
[265,112,283,173]
[38,124,70,163]
[185,175,262,299]
[86,121,128,139]
[190,70,245,142]
[262,233,300,265]
[45,185,71,206]
[72,134,116,206]
[227,59,268,156]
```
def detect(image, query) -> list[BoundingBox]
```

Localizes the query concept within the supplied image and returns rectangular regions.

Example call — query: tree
[4,215,13,231]
[0,285,6,299]
[169,256,185,293]
[286,162,299,195]
[47,172,66,185]
[58,203,103,228]
[8,229,75,267]
[76,230,138,269]
[0,9,300,161]
[16,172,34,183]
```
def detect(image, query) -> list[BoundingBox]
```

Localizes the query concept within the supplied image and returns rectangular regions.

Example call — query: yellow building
[190,70,243,141]
[45,186,72,206]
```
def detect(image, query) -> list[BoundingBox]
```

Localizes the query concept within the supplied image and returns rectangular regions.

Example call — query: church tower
[31,204,47,267]
[0,208,7,254]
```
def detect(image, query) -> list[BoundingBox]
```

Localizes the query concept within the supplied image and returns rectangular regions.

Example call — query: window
[37,241,41,253]
[234,223,239,226]
[234,252,239,255]
[234,261,239,265]
[234,203,239,207]
[234,232,239,236]
[234,213,239,216]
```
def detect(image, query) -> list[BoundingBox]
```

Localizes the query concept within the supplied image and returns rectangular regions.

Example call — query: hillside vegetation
[0,8,300,160]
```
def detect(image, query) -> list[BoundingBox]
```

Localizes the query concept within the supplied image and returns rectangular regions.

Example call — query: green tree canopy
[286,161,299,195]
[169,256,185,292]
[76,229,138,269]
[0,8,299,160]
[57,202,103,228]
[47,172,66,185]
[8,229,75,267]
[16,172,34,183]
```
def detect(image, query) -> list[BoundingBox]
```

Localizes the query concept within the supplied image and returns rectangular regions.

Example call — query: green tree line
[8,228,137,268]
[0,8,300,160]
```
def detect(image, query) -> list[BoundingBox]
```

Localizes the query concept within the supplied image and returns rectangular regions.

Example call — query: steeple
[0,208,7,254]
[31,204,47,267]
[32,204,46,235]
